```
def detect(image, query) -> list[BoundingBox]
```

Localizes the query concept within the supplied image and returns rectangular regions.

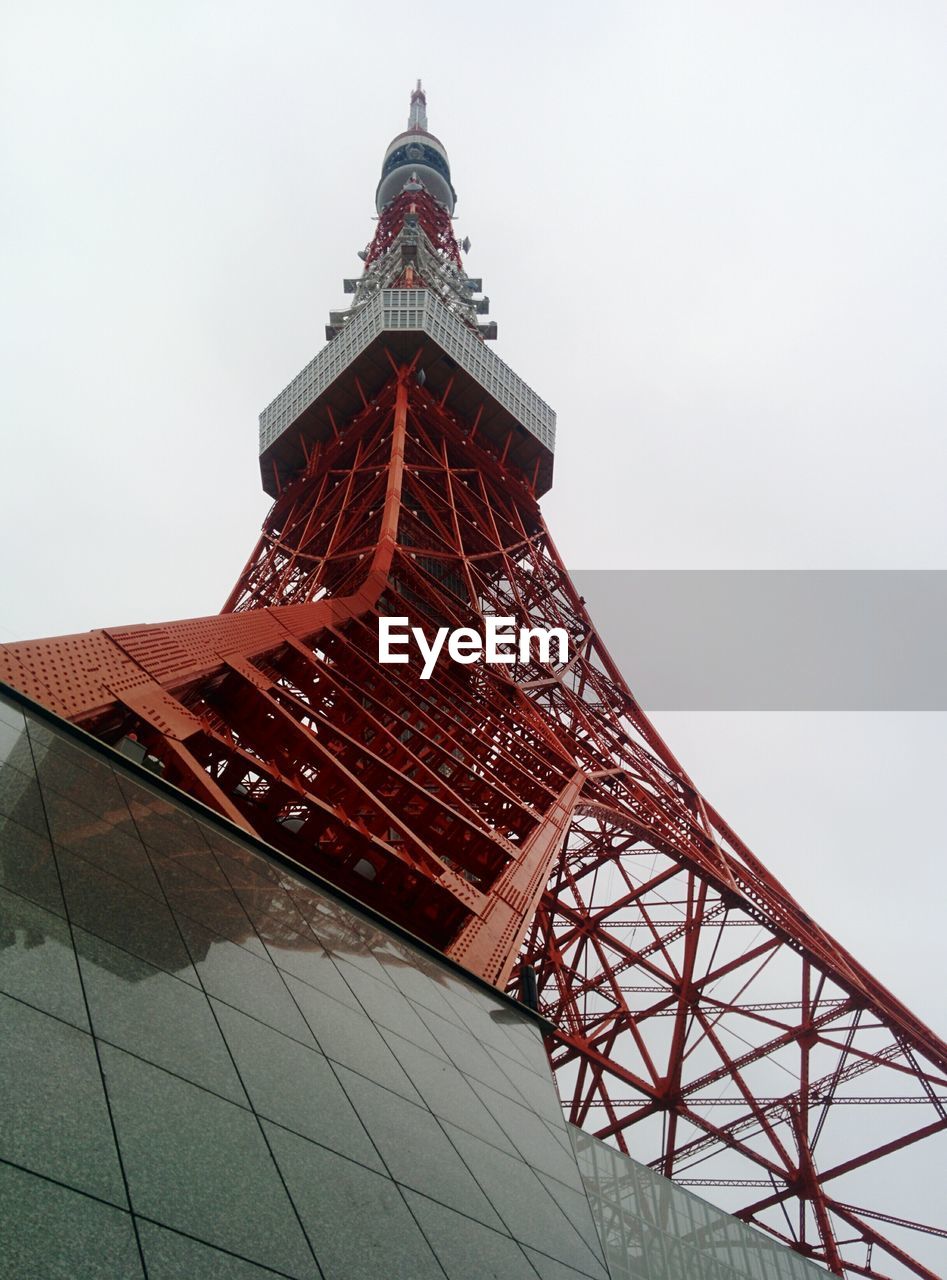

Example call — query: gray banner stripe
[568,571,947,710]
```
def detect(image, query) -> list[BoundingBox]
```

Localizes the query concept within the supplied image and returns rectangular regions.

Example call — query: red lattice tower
[2,86,945,1279]
[364,186,463,270]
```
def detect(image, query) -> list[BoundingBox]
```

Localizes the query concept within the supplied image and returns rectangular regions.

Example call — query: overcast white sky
[2,0,946,1220]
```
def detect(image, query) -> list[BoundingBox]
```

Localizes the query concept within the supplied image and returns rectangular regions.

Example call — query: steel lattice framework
[2,86,945,1280]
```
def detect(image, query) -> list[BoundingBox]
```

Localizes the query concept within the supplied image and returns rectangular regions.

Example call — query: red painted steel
[365,186,463,270]
[2,96,945,1280]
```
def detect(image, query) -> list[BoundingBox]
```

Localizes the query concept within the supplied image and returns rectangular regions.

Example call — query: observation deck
[258,287,556,497]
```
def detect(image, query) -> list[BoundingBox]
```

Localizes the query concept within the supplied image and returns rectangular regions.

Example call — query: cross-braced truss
[2,362,945,1279]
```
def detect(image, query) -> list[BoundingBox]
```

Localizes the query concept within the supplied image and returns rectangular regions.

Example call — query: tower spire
[408,78,427,131]
[330,87,494,343]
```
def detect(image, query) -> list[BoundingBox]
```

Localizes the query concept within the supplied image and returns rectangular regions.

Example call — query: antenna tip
[407,80,428,130]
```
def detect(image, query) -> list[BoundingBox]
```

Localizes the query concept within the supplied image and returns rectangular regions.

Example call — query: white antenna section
[408,80,428,131]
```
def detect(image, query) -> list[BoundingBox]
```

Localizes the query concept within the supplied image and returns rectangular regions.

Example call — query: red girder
[2,360,946,1279]
[364,186,463,270]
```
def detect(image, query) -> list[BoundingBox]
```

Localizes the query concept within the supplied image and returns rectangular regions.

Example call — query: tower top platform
[258,287,555,497]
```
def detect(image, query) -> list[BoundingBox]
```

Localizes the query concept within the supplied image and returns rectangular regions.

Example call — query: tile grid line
[0,847,566,1188]
[205,821,465,1280]
[0,1156,303,1280]
[194,778,582,1278]
[0,966,575,1268]
[113,762,330,1280]
[24,715,151,1280]
[262,869,610,1267]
